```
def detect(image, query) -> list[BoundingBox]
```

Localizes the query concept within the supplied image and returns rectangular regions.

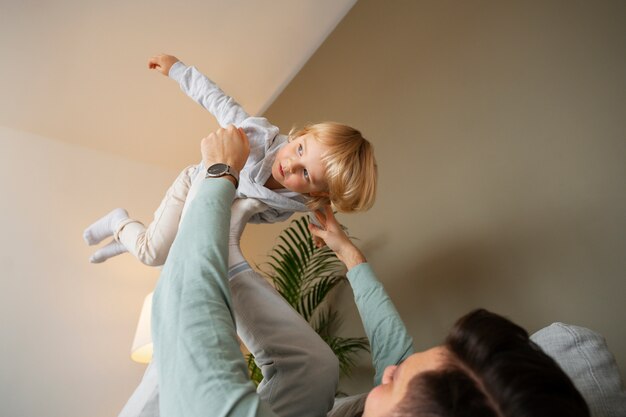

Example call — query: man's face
[270,133,330,195]
[363,346,447,417]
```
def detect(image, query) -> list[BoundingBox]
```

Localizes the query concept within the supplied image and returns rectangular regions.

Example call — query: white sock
[83,208,129,245]
[89,240,128,263]
[228,198,268,269]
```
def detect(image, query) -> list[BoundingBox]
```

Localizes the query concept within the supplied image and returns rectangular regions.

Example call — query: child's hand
[148,54,179,76]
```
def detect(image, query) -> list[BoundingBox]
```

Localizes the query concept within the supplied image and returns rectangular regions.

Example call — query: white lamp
[131,292,153,363]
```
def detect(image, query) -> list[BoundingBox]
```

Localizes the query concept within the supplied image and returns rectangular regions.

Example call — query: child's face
[271,133,330,196]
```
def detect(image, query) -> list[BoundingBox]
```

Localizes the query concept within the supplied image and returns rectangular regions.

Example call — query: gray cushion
[531,323,626,417]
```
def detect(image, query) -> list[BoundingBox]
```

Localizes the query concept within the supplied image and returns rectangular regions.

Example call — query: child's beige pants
[114,165,198,266]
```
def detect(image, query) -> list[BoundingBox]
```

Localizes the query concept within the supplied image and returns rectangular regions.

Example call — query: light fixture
[131,292,153,363]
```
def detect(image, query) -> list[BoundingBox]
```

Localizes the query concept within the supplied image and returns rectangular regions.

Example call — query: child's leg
[228,199,339,417]
[115,165,197,266]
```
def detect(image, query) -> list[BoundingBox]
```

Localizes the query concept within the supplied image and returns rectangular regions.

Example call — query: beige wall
[0,126,177,417]
[2,1,625,412]
[253,0,626,393]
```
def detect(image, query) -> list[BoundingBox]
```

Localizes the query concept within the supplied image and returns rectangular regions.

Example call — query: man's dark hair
[393,309,590,417]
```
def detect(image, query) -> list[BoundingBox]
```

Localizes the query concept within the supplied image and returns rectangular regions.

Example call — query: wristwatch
[205,163,239,188]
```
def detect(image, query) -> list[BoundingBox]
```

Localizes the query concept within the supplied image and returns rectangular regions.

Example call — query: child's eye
[297,144,303,156]
[303,169,310,182]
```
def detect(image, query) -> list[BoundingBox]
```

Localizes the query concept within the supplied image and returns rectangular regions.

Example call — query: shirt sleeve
[169,61,250,126]
[152,178,278,417]
[346,263,415,386]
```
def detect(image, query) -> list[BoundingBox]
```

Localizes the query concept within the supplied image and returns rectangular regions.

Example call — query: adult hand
[201,125,250,177]
[308,206,366,270]
[148,54,180,76]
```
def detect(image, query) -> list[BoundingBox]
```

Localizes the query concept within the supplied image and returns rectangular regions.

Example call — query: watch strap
[205,163,239,188]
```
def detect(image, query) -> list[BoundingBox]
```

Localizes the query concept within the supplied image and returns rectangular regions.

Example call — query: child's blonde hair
[289,122,377,213]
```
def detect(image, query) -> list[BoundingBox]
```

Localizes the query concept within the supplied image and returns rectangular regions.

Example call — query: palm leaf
[298,275,344,322]
[311,307,338,339]
[250,215,370,384]
[325,336,370,376]
[246,353,263,386]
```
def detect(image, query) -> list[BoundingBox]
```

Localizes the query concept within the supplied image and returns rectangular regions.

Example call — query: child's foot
[89,240,128,263]
[83,208,129,245]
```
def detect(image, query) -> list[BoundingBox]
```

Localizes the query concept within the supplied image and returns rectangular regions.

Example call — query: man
[151,125,589,417]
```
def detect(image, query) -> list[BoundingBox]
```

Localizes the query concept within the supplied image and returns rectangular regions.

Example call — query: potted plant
[247,215,369,386]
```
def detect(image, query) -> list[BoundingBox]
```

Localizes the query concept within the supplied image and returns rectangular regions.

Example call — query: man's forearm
[347,263,415,386]
[152,178,277,417]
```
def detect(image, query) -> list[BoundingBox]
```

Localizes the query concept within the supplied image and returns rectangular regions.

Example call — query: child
[83,54,377,265]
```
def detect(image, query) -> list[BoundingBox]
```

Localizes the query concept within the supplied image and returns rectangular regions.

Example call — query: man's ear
[309,191,330,198]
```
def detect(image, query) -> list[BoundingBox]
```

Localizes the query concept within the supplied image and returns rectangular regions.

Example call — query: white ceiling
[0,0,356,169]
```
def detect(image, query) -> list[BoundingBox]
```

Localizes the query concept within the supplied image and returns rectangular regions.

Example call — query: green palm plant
[247,215,369,385]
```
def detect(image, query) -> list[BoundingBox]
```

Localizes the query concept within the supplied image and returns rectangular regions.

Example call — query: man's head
[270,122,377,213]
[363,309,590,417]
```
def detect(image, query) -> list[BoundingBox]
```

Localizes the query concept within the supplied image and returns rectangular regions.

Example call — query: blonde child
[83,54,377,266]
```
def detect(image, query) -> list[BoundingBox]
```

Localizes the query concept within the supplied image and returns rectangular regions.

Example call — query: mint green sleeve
[346,263,415,386]
[152,178,278,417]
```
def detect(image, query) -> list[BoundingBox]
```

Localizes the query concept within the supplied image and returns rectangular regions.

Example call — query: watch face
[207,163,228,176]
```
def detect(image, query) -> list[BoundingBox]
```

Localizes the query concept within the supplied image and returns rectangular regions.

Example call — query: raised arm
[308,207,415,386]
[152,125,277,417]
[149,54,250,126]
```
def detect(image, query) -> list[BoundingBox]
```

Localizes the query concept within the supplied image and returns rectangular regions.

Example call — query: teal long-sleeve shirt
[347,263,415,386]
[152,178,415,417]
[152,178,278,417]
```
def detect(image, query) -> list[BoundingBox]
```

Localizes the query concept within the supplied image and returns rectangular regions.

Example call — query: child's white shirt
[170,62,310,224]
